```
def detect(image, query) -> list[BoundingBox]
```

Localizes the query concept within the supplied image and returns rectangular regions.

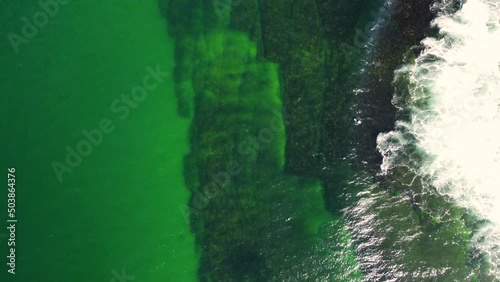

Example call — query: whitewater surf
[378,0,500,277]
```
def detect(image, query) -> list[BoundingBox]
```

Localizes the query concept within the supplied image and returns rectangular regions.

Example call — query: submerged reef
[162,1,361,280]
[161,0,490,280]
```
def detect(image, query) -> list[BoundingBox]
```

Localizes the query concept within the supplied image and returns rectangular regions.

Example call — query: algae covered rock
[161,0,489,280]
[162,4,364,278]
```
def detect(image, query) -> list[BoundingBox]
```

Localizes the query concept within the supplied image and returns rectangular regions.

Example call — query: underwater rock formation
[161,0,490,280]
[162,1,362,280]
[231,0,378,178]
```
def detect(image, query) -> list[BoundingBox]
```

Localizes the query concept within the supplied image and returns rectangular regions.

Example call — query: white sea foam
[378,0,500,275]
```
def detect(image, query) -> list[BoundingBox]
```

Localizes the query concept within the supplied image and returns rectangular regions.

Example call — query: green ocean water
[1,1,497,281]
[0,1,197,281]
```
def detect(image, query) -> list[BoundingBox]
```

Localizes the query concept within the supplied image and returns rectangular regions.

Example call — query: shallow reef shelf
[161,0,492,280]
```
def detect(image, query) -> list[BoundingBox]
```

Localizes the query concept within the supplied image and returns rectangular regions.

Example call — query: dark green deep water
[0,0,496,281]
